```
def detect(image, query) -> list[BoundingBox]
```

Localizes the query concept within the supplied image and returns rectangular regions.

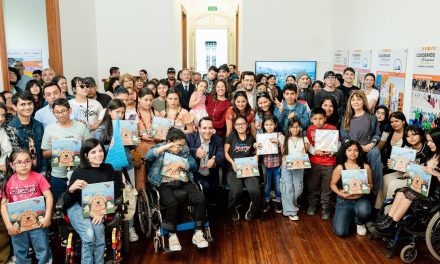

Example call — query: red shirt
[206,95,231,138]
[306,124,337,166]
[6,171,51,203]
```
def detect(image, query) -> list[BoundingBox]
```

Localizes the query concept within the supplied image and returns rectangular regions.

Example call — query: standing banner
[376,49,407,112]
[410,46,440,131]
[349,50,372,89]
[333,50,349,73]
[7,49,43,76]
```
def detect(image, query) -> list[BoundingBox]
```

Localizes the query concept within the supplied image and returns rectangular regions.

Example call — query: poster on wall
[376,49,407,112]
[7,49,43,76]
[255,61,317,89]
[410,46,440,131]
[349,50,372,89]
[333,50,349,73]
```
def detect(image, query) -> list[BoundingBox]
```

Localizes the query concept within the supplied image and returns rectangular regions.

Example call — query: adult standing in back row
[337,67,359,114]
[175,69,195,111]
[314,71,344,114]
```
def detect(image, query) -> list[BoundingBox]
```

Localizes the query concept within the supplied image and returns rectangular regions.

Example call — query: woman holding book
[63,138,122,263]
[206,80,231,138]
[159,87,195,134]
[145,128,208,251]
[331,140,373,237]
[372,126,440,234]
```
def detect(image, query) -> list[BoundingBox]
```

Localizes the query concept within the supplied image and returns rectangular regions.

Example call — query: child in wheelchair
[63,138,123,263]
[146,127,208,251]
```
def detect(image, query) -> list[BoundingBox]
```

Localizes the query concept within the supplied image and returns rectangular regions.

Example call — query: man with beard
[167,67,177,87]
[296,71,314,110]
[241,71,257,110]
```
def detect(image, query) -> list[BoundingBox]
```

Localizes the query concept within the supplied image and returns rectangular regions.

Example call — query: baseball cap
[167,67,176,73]
[82,77,97,86]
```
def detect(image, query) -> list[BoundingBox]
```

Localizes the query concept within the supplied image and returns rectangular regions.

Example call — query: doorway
[195,28,228,74]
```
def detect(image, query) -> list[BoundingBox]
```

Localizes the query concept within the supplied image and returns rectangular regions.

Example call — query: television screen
[255,61,317,89]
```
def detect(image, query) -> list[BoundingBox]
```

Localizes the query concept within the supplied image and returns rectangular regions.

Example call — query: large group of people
[0,62,439,263]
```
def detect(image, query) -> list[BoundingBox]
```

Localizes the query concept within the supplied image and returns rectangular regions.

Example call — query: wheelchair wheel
[137,189,152,238]
[426,211,440,261]
[153,236,160,253]
[400,244,418,263]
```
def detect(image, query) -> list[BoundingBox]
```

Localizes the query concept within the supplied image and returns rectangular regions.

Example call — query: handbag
[122,168,137,220]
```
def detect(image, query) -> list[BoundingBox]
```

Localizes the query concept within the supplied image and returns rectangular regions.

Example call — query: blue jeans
[280,167,304,216]
[11,227,51,264]
[67,203,105,264]
[366,147,383,194]
[264,166,281,202]
[50,176,68,203]
[333,197,371,237]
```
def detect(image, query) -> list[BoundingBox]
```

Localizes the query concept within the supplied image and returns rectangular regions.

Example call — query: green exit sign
[208,6,217,11]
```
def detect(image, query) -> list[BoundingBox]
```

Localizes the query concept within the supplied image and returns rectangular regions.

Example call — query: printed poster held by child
[7,196,46,232]
[51,139,81,168]
[235,157,259,178]
[114,120,139,146]
[341,169,370,195]
[314,129,339,152]
[161,152,189,182]
[388,146,417,172]
[151,117,174,141]
[285,154,311,170]
[256,133,279,155]
[406,163,431,197]
[82,181,116,218]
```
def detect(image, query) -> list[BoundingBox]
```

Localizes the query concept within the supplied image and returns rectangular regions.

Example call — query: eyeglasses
[53,109,69,116]
[13,159,32,167]
[172,144,184,149]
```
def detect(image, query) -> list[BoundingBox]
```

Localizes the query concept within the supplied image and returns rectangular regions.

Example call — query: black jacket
[175,82,195,110]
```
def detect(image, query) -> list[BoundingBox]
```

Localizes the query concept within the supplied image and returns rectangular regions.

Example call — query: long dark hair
[98,99,126,144]
[256,92,274,118]
[261,115,278,133]
[233,115,249,136]
[428,126,440,159]
[320,96,340,128]
[386,111,408,148]
[2,149,33,199]
[336,140,365,167]
[232,91,252,118]
[375,105,390,133]
[282,117,304,156]
[404,125,426,146]
[79,138,106,169]
[25,80,44,110]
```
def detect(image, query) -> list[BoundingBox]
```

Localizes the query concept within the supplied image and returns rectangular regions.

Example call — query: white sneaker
[357,224,367,236]
[129,227,139,242]
[192,230,208,248]
[169,233,182,251]
[289,215,299,221]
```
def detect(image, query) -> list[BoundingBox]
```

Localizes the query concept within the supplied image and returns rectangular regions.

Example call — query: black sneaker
[275,202,283,214]
[321,207,331,220]
[230,208,240,221]
[307,205,317,216]
[262,201,271,213]
[245,202,255,221]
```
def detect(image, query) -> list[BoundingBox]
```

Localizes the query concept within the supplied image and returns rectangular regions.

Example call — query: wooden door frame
[0,0,63,91]
[181,5,187,69]
[235,7,239,70]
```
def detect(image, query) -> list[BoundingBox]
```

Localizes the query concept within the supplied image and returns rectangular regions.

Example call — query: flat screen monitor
[255,61,317,89]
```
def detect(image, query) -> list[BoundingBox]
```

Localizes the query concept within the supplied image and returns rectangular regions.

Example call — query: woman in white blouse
[363,73,380,113]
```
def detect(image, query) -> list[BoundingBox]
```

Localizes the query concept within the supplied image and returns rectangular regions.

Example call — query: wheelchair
[144,182,213,253]
[53,193,130,264]
[367,197,440,262]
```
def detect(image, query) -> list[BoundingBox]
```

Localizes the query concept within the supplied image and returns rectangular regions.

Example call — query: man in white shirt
[35,81,62,128]
[242,71,257,110]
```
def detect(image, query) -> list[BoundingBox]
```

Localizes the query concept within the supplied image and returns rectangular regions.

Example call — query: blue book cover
[151,117,174,141]
[161,152,188,181]
[7,196,46,232]
[389,147,417,172]
[406,163,431,197]
[113,120,139,146]
[285,154,311,170]
[82,181,116,218]
[51,139,81,168]
[341,169,370,194]
[235,157,259,178]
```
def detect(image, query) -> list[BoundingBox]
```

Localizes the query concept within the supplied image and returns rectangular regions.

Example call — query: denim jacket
[340,114,381,144]
[145,142,197,187]
[274,101,310,134]
[8,116,46,172]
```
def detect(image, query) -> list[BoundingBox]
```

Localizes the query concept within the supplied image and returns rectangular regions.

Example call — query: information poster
[410,46,440,131]
[376,49,407,112]
[349,50,372,89]
[7,49,43,76]
[333,50,349,73]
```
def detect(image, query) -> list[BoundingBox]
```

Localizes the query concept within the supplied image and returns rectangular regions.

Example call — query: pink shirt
[6,171,51,203]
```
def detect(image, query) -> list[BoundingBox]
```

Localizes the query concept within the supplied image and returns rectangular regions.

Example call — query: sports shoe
[275,202,283,214]
[230,208,240,221]
[321,207,331,220]
[129,227,139,242]
[192,230,209,248]
[289,215,299,221]
[356,224,367,236]
[245,202,255,221]
[262,201,271,213]
[307,205,317,216]
[168,233,182,251]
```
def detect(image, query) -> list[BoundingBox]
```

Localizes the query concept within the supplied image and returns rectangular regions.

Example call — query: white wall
[3,0,49,68]
[239,0,333,79]
[332,0,440,116]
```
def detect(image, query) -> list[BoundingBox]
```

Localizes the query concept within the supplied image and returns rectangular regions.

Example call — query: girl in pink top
[189,80,209,128]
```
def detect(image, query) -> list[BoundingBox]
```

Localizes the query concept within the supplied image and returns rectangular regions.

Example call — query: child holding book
[189,80,209,128]
[63,138,122,263]
[280,117,309,221]
[256,115,284,214]
[330,140,373,237]
[146,128,208,251]
[1,149,53,264]
[306,108,339,220]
